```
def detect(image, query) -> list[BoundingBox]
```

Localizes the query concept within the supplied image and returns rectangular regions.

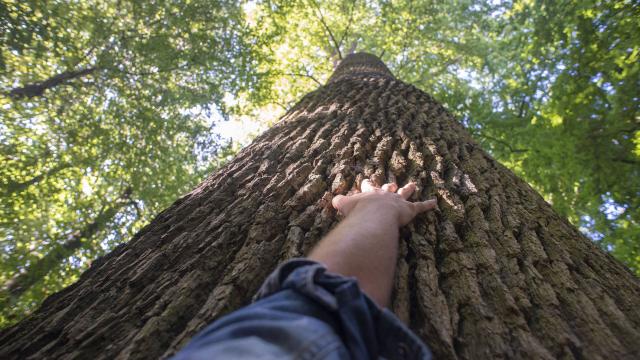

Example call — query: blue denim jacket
[172,259,432,359]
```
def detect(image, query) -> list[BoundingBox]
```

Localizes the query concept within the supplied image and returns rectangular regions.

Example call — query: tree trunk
[1,53,638,359]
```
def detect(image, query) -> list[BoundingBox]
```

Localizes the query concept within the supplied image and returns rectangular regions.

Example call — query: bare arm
[308,180,437,308]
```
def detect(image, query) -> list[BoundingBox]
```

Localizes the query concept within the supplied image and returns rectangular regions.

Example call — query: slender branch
[613,158,639,165]
[3,162,72,196]
[518,97,527,118]
[284,72,322,86]
[474,132,529,153]
[129,199,143,219]
[310,0,343,60]
[337,0,357,51]
[253,69,323,86]
[112,63,191,77]
[275,100,293,112]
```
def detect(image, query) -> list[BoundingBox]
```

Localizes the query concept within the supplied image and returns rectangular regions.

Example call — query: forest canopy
[1,0,638,327]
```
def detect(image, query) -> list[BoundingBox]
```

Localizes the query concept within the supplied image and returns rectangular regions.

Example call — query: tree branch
[310,0,343,60]
[8,67,98,99]
[274,100,292,112]
[3,162,72,196]
[518,97,527,118]
[613,157,639,166]
[284,72,322,86]
[253,69,323,86]
[474,132,529,153]
[337,0,357,52]
[112,62,191,77]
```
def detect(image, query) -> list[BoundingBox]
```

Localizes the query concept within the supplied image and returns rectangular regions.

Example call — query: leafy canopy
[0,0,258,326]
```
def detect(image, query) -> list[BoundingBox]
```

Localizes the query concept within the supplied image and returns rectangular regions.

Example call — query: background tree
[476,0,640,268]
[0,0,259,325]
[1,52,639,360]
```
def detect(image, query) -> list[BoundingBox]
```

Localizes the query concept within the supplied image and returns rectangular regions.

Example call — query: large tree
[248,0,640,273]
[1,53,639,359]
[3,0,638,328]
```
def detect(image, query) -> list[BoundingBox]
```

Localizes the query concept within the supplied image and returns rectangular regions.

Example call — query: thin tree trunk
[1,53,639,359]
[8,67,96,99]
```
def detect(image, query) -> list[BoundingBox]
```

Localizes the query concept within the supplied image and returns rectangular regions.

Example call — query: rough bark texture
[1,53,639,359]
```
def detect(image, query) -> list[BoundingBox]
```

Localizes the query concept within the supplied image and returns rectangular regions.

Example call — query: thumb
[332,195,346,210]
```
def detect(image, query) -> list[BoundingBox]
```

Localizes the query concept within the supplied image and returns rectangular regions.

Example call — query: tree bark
[8,67,96,99]
[1,53,639,359]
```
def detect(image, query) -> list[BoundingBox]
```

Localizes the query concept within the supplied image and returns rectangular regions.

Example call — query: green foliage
[0,0,257,326]
[472,0,640,271]
[1,0,638,327]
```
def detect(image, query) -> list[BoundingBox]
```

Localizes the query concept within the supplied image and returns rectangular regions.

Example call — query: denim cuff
[254,258,432,360]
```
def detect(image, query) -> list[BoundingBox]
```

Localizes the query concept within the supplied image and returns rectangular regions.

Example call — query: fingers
[413,198,438,214]
[332,195,346,210]
[397,182,416,199]
[381,182,398,192]
[360,179,377,192]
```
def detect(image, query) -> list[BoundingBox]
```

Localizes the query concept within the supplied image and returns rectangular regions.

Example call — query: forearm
[308,202,400,307]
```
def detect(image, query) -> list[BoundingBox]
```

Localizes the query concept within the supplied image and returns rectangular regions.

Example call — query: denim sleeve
[172,259,432,360]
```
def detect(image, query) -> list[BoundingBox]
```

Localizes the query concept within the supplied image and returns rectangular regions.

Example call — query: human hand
[332,179,438,226]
